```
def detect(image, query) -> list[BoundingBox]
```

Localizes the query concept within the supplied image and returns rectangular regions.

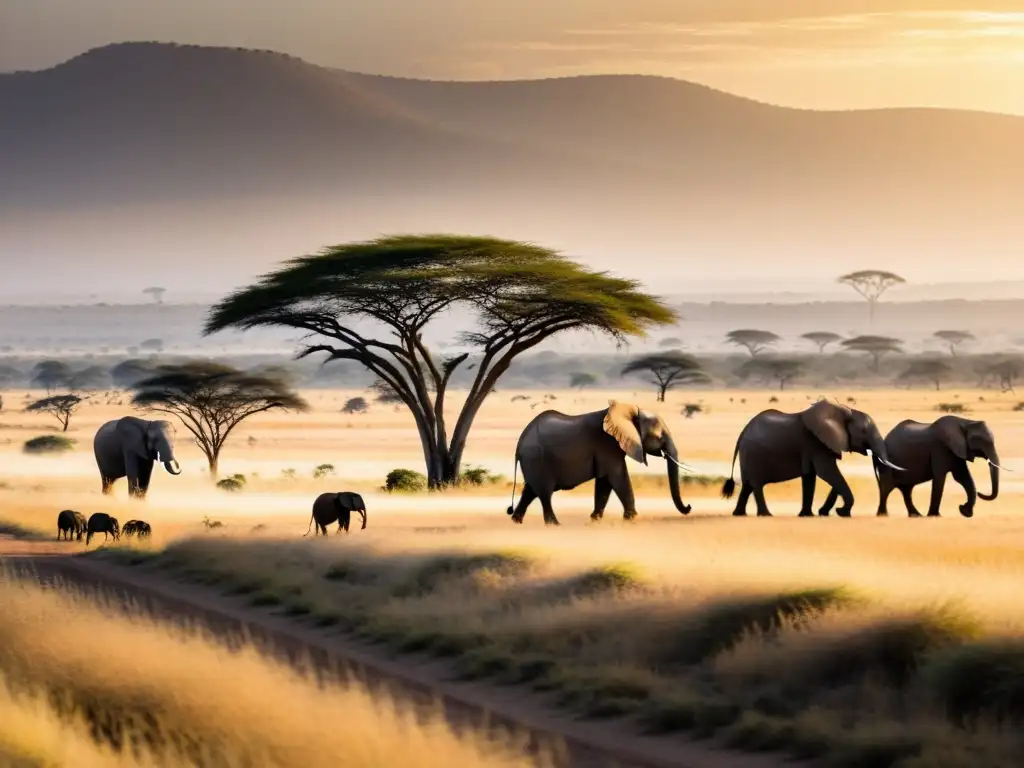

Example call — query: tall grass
[0,569,547,768]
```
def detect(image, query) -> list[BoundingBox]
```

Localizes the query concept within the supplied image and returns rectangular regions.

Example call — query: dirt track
[2,539,798,768]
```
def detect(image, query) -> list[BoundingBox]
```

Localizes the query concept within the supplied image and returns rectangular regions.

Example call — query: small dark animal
[305,492,367,536]
[86,513,120,545]
[57,509,87,541]
[122,519,152,538]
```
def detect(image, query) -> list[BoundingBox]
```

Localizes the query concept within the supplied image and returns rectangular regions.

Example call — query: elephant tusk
[664,454,695,474]
[867,449,907,473]
[989,460,1012,472]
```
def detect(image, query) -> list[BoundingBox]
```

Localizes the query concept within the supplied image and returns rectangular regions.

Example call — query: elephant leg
[799,473,816,517]
[814,459,854,517]
[100,477,115,495]
[818,487,840,516]
[752,485,772,517]
[510,484,537,524]
[607,468,638,520]
[899,486,921,517]
[876,471,894,516]
[539,494,560,527]
[134,460,153,499]
[950,460,976,518]
[732,483,753,516]
[590,477,613,521]
[927,471,948,517]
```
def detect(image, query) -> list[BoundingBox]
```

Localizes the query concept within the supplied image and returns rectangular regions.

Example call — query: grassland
[3,386,1024,766]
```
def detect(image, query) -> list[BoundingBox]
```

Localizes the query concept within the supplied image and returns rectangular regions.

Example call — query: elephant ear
[935,418,968,460]
[800,400,851,457]
[604,400,646,465]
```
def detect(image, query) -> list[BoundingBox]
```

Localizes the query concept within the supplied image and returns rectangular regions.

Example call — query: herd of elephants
[55,398,1005,541]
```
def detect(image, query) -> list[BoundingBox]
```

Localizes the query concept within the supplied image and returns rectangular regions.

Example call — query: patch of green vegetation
[393,551,533,598]
[923,638,1024,725]
[216,474,247,492]
[383,468,427,493]
[23,435,75,454]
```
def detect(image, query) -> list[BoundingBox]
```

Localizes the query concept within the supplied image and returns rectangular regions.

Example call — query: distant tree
[109,359,157,389]
[26,394,83,432]
[30,361,73,393]
[370,378,404,403]
[658,336,683,348]
[342,396,368,414]
[841,335,903,372]
[140,338,164,353]
[837,270,905,324]
[142,287,166,305]
[203,235,675,487]
[0,364,23,389]
[977,357,1023,393]
[933,330,975,357]
[800,331,843,354]
[726,329,780,357]
[736,358,805,391]
[899,359,953,390]
[129,362,308,478]
[68,365,110,393]
[621,350,709,401]
[569,371,598,390]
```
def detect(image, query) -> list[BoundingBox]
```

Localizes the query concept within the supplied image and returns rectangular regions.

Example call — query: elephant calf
[305,492,367,536]
[122,519,152,538]
[57,509,87,542]
[86,513,120,545]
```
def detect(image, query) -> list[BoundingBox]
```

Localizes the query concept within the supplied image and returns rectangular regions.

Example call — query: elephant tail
[506,456,519,516]
[303,510,315,537]
[721,427,745,499]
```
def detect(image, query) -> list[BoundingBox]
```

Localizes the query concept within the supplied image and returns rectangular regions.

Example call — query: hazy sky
[4,0,1024,114]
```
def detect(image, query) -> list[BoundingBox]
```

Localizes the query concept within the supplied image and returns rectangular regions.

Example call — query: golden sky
[4,0,1024,114]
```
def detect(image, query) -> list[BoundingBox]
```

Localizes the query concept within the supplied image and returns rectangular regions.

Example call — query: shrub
[385,468,427,493]
[281,468,297,480]
[460,465,503,486]
[313,463,336,479]
[216,474,246,492]
[1013,402,1024,412]
[936,402,967,414]
[342,397,368,414]
[202,516,225,530]
[682,403,703,418]
[22,435,75,454]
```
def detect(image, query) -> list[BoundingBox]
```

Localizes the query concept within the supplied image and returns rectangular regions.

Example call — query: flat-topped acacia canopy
[204,234,676,487]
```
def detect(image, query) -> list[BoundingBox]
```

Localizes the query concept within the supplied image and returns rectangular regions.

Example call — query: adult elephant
[506,400,692,526]
[722,400,905,517]
[86,513,120,545]
[304,492,368,536]
[868,415,1004,518]
[94,417,181,499]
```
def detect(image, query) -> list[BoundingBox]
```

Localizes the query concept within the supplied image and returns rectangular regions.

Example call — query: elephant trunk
[664,436,692,515]
[164,459,181,475]
[978,448,1000,501]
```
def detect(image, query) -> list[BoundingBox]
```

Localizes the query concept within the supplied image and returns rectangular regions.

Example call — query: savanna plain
[3,386,1024,768]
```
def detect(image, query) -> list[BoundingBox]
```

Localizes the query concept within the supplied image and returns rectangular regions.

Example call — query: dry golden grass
[5,386,1024,766]
[0,568,546,768]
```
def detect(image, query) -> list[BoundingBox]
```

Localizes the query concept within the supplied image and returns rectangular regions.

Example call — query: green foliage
[384,468,427,493]
[312,463,336,479]
[23,435,75,454]
[25,394,83,432]
[459,465,503,486]
[216,474,247,492]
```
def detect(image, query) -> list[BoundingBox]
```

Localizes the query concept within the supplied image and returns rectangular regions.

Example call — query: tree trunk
[206,453,219,480]
[657,385,667,402]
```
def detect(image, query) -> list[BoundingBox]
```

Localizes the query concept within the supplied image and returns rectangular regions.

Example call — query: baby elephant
[122,519,152,538]
[305,492,367,536]
[57,509,87,541]
[86,513,120,545]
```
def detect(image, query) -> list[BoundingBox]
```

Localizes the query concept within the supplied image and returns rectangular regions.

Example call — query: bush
[682,403,703,418]
[313,463,336,479]
[22,435,75,454]
[281,468,297,481]
[216,474,247,492]
[342,397,368,414]
[937,402,967,414]
[460,465,503,486]
[384,468,427,493]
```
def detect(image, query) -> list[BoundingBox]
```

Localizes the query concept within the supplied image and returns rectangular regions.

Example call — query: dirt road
[1,538,797,768]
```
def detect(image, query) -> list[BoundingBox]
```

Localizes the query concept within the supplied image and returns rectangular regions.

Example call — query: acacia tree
[0,365,23,389]
[725,329,780,357]
[842,335,903,372]
[621,350,708,401]
[30,361,72,394]
[899,359,953,391]
[977,357,1022,393]
[26,394,83,432]
[934,330,974,357]
[130,362,308,478]
[204,235,675,487]
[736,358,805,391]
[801,331,843,354]
[838,270,905,324]
[569,371,598,390]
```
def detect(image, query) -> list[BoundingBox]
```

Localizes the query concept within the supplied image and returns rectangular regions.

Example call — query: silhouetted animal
[86,513,120,545]
[57,509,87,541]
[305,492,367,536]
[122,519,152,538]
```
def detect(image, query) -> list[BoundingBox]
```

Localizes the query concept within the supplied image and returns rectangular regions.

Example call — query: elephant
[122,519,153,538]
[506,400,693,526]
[722,400,905,517]
[86,513,120,545]
[94,416,181,499]
[57,509,86,541]
[304,492,368,536]
[861,415,1004,518]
